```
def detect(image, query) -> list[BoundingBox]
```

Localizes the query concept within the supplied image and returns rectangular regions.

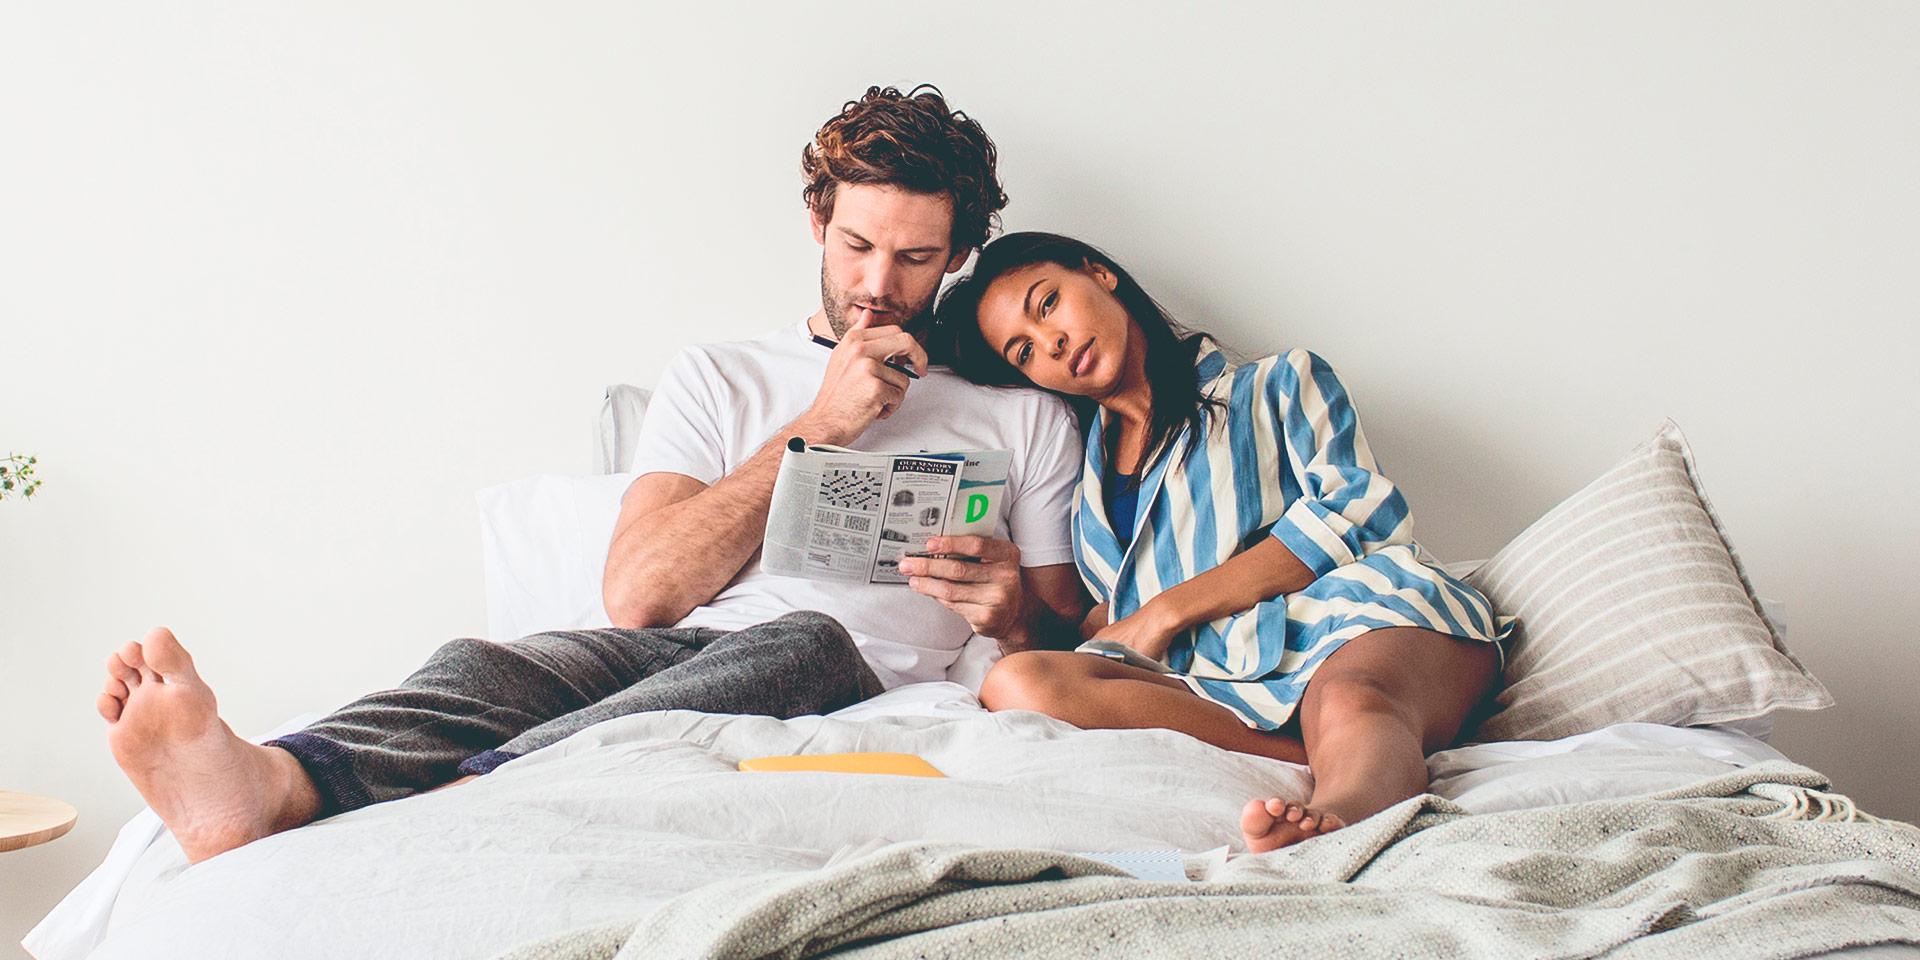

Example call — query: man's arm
[602,316,926,628]
[600,444,782,629]
[1015,561,1091,652]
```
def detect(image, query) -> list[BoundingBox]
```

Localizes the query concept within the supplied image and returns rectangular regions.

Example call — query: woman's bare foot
[99,627,322,863]
[1240,797,1347,853]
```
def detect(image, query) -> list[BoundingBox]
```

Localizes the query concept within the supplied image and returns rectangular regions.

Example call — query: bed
[26,388,1920,959]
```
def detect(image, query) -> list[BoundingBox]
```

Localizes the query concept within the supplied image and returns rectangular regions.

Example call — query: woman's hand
[1088,600,1182,663]
[1078,602,1110,641]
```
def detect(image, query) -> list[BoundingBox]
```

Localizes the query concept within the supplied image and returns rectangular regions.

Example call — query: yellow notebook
[736,752,946,778]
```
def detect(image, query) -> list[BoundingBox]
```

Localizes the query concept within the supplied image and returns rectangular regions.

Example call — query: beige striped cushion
[1464,420,1830,742]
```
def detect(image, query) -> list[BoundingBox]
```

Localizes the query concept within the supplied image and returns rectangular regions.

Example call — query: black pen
[904,552,985,564]
[810,333,921,380]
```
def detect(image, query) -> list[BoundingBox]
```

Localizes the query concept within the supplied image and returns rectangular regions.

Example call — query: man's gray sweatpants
[267,610,883,815]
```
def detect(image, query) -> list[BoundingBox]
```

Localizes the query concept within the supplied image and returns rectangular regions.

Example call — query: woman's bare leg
[979,651,1306,764]
[1242,627,1498,852]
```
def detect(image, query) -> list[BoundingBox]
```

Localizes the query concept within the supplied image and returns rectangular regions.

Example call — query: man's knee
[441,632,595,679]
[704,611,879,702]
[723,611,858,663]
[426,636,492,659]
[785,610,857,654]
[413,637,514,678]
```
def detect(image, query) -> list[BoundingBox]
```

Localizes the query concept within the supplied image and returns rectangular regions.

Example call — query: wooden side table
[1,790,78,852]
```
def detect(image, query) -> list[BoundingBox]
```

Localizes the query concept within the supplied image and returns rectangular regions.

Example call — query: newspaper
[762,439,1013,584]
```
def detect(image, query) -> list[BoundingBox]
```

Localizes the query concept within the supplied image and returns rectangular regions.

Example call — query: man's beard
[819,260,936,340]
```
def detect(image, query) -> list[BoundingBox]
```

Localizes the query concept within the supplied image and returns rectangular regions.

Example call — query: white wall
[5,3,1917,953]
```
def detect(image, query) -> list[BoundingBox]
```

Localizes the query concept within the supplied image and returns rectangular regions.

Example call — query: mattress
[27,683,1915,959]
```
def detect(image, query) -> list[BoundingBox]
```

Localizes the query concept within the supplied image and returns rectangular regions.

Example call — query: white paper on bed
[69,696,1807,960]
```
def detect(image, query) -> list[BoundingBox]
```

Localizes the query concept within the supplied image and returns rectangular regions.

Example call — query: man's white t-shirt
[631,319,1082,689]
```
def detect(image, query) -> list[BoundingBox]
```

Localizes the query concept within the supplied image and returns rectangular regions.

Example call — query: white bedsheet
[28,683,1821,960]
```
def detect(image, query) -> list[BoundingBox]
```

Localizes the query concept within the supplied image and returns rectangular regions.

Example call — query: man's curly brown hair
[802,85,1008,253]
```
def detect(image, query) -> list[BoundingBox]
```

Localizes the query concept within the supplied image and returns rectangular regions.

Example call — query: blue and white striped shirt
[1074,344,1509,728]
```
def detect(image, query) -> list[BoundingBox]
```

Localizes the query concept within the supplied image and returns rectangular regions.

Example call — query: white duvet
[33,683,1802,960]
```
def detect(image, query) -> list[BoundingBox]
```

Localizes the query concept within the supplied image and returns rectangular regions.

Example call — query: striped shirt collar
[1076,342,1223,596]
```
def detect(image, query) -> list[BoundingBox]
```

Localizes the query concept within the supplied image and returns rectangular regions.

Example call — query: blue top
[1104,470,1139,548]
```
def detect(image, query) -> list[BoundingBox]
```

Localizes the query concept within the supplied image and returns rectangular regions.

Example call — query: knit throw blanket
[495,761,1920,960]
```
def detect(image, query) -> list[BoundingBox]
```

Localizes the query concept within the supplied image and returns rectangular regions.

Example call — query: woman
[931,233,1511,851]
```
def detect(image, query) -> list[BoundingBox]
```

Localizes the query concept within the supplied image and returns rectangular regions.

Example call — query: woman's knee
[1305,666,1483,753]
[1305,671,1412,728]
[979,651,1077,712]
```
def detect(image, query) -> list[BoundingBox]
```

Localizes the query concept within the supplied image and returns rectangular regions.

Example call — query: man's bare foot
[99,627,322,863]
[1240,797,1347,853]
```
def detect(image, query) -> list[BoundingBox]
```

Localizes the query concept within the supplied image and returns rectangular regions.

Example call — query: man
[97,85,1087,864]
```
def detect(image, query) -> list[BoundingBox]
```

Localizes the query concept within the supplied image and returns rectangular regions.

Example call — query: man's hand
[794,314,929,446]
[898,535,1027,640]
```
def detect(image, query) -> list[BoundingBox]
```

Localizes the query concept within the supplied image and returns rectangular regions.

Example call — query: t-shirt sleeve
[1007,395,1082,568]
[629,347,728,486]
[1265,349,1414,580]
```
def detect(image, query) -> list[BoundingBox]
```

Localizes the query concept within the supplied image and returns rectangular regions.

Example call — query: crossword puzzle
[818,468,883,511]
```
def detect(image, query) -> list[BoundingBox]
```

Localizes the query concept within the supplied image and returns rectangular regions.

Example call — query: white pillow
[1464,420,1831,742]
[596,384,654,474]
[474,383,652,641]
[476,473,635,640]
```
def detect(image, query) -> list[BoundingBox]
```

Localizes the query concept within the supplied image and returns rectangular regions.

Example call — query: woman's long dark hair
[932,232,1224,482]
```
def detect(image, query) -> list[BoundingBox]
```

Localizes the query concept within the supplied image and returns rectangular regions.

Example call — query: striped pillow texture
[1464,420,1830,742]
